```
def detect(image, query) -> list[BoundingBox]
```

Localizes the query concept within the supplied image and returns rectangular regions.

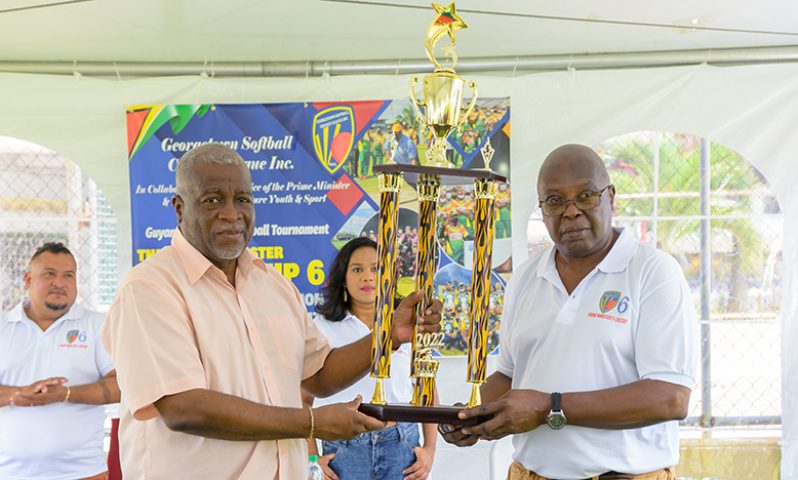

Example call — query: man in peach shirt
[104,143,441,480]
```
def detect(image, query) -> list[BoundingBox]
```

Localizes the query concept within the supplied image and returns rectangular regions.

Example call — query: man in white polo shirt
[0,242,120,480]
[441,144,697,480]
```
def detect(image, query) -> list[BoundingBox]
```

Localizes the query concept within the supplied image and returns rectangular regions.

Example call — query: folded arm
[67,370,121,405]
[2,372,119,407]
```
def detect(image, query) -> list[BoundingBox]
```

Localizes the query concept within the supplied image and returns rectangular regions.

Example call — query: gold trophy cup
[410,73,477,167]
[360,2,506,425]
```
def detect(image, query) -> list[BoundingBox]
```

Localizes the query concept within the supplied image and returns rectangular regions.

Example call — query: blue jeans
[322,422,420,480]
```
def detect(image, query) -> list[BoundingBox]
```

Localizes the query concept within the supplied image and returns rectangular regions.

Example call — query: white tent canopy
[1,0,797,74]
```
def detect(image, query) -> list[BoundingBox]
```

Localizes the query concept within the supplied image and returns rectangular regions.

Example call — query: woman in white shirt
[304,237,437,480]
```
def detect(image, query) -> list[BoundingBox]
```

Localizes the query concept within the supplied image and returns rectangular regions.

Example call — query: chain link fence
[528,131,782,431]
[0,136,118,312]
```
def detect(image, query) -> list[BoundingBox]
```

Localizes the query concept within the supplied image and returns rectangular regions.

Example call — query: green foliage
[598,132,778,314]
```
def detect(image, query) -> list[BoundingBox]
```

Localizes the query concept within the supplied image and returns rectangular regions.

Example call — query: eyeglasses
[538,185,613,216]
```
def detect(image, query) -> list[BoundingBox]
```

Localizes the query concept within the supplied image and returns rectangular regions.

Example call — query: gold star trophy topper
[425,3,469,72]
[410,2,477,167]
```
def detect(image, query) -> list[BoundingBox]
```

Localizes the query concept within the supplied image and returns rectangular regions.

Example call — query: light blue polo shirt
[0,302,114,480]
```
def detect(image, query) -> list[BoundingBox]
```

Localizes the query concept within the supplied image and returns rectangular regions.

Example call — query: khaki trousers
[508,461,677,480]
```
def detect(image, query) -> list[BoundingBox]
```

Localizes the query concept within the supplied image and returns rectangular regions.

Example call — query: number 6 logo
[617,296,630,314]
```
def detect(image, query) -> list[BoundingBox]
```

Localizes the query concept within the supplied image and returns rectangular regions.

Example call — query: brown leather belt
[508,461,675,480]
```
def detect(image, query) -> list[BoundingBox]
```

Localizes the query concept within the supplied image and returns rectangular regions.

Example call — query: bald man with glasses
[439,144,698,480]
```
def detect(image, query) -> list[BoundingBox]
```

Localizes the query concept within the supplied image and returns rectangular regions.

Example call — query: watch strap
[551,392,562,412]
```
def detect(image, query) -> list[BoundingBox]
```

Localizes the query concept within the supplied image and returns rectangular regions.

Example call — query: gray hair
[175,143,246,196]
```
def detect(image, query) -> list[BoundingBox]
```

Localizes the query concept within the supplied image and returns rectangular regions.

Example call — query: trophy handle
[458,80,479,127]
[409,76,426,121]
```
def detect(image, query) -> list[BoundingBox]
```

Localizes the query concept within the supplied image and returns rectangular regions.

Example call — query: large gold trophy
[360,2,506,425]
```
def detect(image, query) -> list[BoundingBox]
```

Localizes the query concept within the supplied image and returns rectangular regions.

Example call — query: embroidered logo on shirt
[589,291,630,324]
[60,329,88,349]
[599,291,621,313]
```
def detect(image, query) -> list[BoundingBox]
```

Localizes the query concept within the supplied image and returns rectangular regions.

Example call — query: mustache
[214,224,247,235]
[48,288,67,295]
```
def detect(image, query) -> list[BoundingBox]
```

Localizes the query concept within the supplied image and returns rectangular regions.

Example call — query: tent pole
[0,45,797,78]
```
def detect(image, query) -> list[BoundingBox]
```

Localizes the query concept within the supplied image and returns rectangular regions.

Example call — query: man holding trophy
[439,144,698,480]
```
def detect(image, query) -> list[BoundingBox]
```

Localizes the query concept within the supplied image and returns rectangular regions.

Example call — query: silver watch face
[547,411,567,430]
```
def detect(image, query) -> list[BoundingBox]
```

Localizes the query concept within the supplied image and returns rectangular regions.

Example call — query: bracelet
[63,386,71,403]
[307,407,315,439]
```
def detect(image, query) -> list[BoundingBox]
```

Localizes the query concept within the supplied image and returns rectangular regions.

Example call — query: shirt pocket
[259,315,304,372]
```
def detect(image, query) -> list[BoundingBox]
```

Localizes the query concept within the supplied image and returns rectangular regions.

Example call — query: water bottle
[307,454,324,480]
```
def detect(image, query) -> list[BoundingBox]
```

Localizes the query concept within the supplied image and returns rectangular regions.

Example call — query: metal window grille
[0,136,118,312]
[527,132,783,430]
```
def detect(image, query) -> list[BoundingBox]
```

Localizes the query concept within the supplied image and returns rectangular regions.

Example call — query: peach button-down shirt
[103,230,331,480]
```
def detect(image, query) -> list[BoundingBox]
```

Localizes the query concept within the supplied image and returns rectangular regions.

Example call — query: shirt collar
[7,301,83,323]
[536,245,558,281]
[596,227,638,273]
[172,228,259,285]
[6,302,25,322]
[535,226,636,279]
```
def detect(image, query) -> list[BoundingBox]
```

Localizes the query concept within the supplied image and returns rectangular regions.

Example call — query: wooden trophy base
[358,403,492,426]
[374,164,507,186]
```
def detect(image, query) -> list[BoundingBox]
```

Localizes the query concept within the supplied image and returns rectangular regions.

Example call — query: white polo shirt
[313,312,413,406]
[0,302,114,480]
[497,227,697,479]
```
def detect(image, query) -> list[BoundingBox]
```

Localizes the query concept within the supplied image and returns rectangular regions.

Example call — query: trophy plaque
[359,2,507,425]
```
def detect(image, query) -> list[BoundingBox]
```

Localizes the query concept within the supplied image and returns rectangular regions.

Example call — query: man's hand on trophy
[392,290,443,344]
[437,422,480,447]
[313,395,387,440]
[457,389,549,441]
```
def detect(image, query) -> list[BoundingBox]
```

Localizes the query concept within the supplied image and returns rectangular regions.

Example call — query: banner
[126,98,511,355]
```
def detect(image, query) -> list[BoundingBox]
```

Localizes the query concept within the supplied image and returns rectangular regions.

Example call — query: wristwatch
[546,392,567,430]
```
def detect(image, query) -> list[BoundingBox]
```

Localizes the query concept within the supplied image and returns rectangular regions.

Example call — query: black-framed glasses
[538,185,613,216]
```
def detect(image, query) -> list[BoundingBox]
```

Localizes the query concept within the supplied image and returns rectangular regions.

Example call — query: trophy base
[358,402,493,426]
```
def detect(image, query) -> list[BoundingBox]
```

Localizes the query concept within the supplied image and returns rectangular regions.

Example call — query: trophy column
[466,175,498,407]
[411,173,442,407]
[370,170,402,404]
